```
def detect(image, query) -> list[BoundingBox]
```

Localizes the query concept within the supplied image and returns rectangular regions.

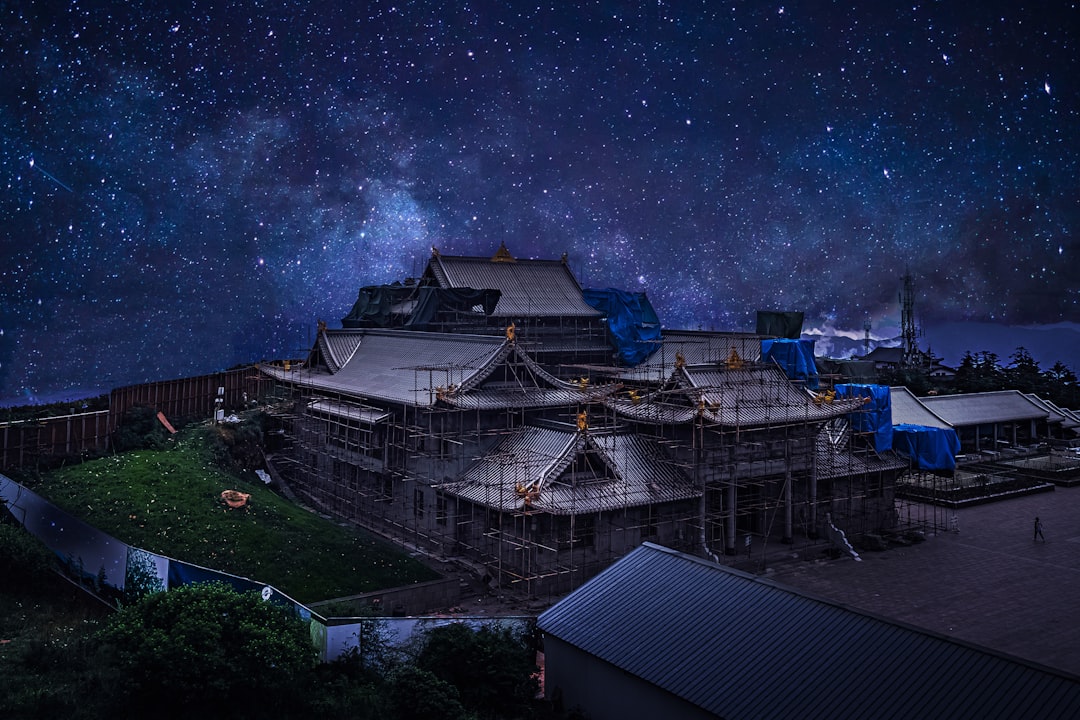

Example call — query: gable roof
[425,246,602,318]
[261,328,619,408]
[261,329,510,406]
[890,386,954,429]
[920,390,1049,426]
[437,425,697,514]
[538,543,1080,720]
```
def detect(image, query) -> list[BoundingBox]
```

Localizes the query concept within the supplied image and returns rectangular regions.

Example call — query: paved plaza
[755,485,1080,678]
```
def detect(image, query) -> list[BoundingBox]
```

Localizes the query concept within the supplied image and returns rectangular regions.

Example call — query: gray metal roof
[438,426,697,515]
[1025,394,1077,429]
[889,386,954,428]
[262,329,508,406]
[538,543,1080,720]
[921,390,1049,426]
[427,251,602,318]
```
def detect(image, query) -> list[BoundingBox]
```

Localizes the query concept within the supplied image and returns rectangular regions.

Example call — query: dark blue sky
[3,1,1078,404]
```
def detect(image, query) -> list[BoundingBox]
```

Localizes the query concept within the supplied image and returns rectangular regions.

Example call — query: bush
[415,621,539,719]
[94,582,318,718]
[112,405,171,452]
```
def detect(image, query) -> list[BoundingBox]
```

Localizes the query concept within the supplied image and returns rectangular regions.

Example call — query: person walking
[1034,516,1045,542]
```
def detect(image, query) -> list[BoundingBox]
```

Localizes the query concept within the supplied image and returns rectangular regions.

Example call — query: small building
[538,542,1080,720]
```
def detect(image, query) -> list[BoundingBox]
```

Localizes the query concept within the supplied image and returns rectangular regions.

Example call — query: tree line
[879,346,1080,408]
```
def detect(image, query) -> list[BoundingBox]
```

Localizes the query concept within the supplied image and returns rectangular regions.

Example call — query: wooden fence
[0,365,275,471]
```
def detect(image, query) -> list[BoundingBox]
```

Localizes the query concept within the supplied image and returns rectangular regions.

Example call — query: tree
[415,621,539,719]
[1005,347,1044,394]
[94,582,317,718]
[384,665,470,720]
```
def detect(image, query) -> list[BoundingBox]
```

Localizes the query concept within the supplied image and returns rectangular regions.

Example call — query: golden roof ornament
[491,241,516,262]
[506,323,516,342]
[675,351,686,369]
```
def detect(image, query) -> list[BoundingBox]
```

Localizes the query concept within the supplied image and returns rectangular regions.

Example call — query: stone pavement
[750,485,1080,678]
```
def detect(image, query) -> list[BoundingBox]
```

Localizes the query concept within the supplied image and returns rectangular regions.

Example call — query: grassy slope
[23,428,438,604]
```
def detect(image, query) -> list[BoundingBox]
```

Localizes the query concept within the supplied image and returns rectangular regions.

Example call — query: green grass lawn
[21,426,439,604]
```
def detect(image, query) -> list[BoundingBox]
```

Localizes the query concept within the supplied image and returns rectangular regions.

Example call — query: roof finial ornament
[432,245,440,257]
[491,241,516,263]
[561,252,568,264]
[317,319,327,335]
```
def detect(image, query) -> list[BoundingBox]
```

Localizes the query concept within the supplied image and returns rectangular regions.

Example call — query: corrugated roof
[427,251,602,318]
[890,386,953,429]
[438,426,697,514]
[538,543,1080,720]
[921,390,1049,426]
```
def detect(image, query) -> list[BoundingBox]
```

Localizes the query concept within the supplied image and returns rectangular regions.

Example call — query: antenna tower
[900,271,920,367]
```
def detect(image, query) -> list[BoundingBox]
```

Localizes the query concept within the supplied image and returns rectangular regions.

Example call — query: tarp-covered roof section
[893,424,961,471]
[538,543,1080,720]
[582,288,662,366]
[424,244,602,318]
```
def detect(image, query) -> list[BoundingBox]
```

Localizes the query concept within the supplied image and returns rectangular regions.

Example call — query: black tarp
[756,311,804,339]
[341,284,416,328]
[404,287,502,329]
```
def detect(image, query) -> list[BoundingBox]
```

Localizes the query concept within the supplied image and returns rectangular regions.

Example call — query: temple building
[261,245,907,596]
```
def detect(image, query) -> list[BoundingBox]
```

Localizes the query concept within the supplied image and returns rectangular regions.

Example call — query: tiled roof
[816,431,910,479]
[605,364,865,427]
[427,251,602,318]
[617,330,764,381]
[921,390,1049,426]
[262,329,508,406]
[685,364,865,426]
[890,386,953,429]
[438,426,697,515]
[538,543,1080,720]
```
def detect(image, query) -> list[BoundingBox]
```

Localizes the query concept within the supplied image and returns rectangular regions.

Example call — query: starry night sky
[3,1,1079,405]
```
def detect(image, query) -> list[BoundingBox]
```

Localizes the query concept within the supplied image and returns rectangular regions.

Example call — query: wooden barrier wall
[0,365,272,471]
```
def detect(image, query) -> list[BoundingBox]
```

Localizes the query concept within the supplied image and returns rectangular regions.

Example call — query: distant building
[261,246,906,596]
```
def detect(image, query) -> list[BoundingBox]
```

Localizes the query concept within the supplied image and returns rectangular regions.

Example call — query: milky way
[2,1,1078,404]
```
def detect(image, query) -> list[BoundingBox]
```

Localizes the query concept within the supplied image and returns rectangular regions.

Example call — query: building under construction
[261,245,908,597]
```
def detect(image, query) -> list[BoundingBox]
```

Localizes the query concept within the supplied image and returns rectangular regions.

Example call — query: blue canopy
[893,423,961,471]
[762,338,820,390]
[835,384,893,451]
[582,288,662,366]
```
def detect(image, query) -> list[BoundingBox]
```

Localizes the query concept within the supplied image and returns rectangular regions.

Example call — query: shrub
[94,582,317,718]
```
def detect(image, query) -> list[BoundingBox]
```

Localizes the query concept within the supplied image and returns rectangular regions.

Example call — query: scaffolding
[261,328,922,601]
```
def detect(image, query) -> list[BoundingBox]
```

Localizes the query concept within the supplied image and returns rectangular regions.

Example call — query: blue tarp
[893,423,961,471]
[835,384,893,451]
[762,338,820,390]
[582,288,662,366]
